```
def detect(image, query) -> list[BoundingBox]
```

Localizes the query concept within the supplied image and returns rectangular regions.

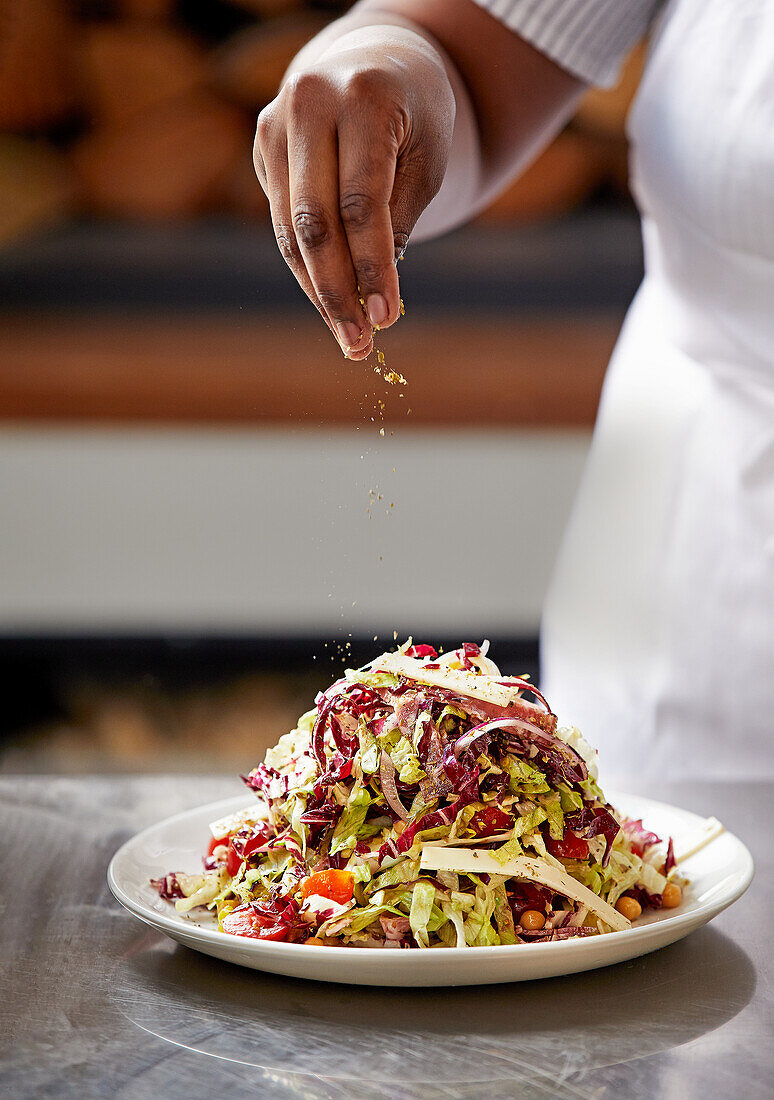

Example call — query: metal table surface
[0,775,769,1100]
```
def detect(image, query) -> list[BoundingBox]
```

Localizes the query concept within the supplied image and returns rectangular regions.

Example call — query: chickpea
[616,896,642,922]
[661,882,682,908]
[520,909,546,931]
[393,821,406,836]
[305,936,327,947]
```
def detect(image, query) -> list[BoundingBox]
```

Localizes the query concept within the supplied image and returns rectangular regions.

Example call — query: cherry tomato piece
[207,834,229,857]
[226,839,243,877]
[469,805,513,837]
[546,831,589,859]
[299,869,355,904]
[225,827,272,877]
[242,829,271,859]
[221,908,288,941]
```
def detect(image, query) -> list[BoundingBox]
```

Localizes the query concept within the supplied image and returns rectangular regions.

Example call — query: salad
[153,641,685,947]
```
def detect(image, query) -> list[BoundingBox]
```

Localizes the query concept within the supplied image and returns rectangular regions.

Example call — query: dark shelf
[0,207,643,314]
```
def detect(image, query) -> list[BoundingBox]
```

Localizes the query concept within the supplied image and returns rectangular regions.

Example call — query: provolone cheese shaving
[420,846,631,932]
[673,817,725,864]
[376,653,544,714]
[208,804,269,839]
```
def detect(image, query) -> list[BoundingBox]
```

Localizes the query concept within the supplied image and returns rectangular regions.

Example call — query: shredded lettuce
[348,669,400,691]
[389,736,426,784]
[513,806,548,838]
[357,720,380,775]
[492,836,523,865]
[557,783,584,813]
[329,787,371,855]
[409,881,437,948]
[369,857,420,892]
[297,709,317,734]
[538,791,565,840]
[463,884,500,946]
[502,757,550,796]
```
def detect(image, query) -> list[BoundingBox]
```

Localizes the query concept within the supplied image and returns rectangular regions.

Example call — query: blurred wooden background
[0,0,644,240]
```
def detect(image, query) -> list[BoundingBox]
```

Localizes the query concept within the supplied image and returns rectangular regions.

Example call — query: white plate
[108,791,753,987]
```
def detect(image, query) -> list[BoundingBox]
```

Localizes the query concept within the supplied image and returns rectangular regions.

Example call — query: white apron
[540,0,774,782]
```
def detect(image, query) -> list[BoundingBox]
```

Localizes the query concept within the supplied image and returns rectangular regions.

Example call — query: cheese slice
[672,817,725,865]
[208,803,269,839]
[420,846,631,932]
[376,653,544,715]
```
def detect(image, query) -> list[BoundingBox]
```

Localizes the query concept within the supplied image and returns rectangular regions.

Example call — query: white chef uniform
[474,0,774,781]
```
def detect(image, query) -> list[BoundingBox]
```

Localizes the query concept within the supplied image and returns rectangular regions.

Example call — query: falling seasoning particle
[399,298,405,316]
[393,630,398,640]
[379,428,385,436]
[373,635,378,642]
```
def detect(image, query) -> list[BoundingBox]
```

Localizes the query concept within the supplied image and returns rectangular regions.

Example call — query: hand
[253,27,455,359]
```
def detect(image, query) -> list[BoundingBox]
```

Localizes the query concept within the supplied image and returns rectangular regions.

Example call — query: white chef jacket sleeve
[471,0,663,87]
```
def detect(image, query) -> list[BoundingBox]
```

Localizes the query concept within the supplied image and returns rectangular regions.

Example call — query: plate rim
[107,790,754,961]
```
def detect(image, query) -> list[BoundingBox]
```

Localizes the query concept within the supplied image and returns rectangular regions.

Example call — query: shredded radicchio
[151,873,185,900]
[379,750,409,820]
[564,806,621,867]
[626,886,664,910]
[241,763,287,799]
[378,768,481,865]
[621,817,663,857]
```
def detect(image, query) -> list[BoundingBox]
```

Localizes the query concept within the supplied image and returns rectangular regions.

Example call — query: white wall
[0,427,590,636]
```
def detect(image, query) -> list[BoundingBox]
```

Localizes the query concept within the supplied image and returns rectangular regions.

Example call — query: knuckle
[254,107,274,148]
[273,223,301,266]
[344,67,392,104]
[291,204,330,251]
[285,69,328,111]
[316,287,349,316]
[355,258,389,287]
[339,190,377,229]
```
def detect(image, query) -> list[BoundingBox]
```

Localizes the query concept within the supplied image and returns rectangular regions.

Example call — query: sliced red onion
[494,678,551,711]
[453,724,497,759]
[379,750,409,820]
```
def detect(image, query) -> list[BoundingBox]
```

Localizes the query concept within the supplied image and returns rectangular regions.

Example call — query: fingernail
[366,294,388,326]
[336,321,362,349]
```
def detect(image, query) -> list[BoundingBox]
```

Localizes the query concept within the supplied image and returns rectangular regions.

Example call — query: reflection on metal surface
[113,925,754,1090]
[0,777,766,1100]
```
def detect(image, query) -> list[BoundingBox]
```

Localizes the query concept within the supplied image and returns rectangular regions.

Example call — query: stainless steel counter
[1,776,769,1099]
